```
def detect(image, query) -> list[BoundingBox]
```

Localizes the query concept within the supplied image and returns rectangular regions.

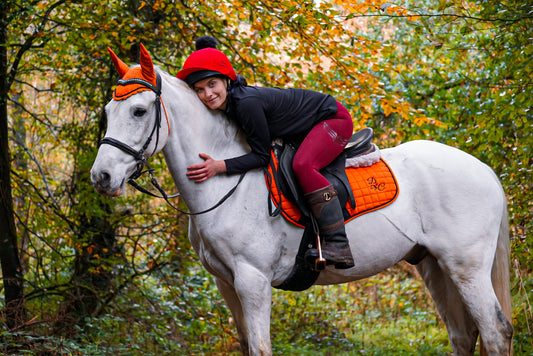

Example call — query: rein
[100,72,245,215]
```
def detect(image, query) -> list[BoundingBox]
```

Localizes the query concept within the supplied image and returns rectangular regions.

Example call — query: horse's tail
[480,199,513,356]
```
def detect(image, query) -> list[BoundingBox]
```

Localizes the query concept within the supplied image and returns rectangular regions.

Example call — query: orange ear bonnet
[108,43,158,100]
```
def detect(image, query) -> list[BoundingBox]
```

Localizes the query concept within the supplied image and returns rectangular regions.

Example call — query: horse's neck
[159,73,249,211]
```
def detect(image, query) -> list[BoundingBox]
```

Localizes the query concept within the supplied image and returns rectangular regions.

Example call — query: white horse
[90,45,513,355]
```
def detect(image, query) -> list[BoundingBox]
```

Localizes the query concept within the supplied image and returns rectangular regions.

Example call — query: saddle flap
[278,144,310,218]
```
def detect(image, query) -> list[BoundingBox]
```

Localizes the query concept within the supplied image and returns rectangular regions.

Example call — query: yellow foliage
[137,1,147,10]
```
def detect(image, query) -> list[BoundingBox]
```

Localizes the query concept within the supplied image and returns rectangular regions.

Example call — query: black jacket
[223,77,338,174]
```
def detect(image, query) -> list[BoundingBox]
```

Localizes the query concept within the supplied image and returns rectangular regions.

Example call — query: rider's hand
[186,153,227,183]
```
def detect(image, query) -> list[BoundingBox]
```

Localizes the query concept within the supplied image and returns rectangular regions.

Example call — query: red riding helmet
[177,47,237,86]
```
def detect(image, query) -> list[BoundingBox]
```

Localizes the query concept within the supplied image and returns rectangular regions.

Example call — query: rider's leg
[292,101,354,269]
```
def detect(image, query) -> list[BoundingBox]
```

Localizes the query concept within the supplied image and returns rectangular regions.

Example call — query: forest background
[0,0,531,354]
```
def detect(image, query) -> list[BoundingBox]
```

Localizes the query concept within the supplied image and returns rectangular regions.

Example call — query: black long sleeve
[223,85,338,175]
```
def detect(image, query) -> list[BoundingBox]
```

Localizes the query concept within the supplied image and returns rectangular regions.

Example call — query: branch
[7,96,60,132]
[12,211,69,259]
[95,260,169,317]
[7,316,55,333]
[7,0,68,90]
[344,8,533,24]
[13,78,59,93]
[10,168,76,232]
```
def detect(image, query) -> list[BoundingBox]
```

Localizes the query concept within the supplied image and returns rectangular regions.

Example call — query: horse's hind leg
[449,268,513,355]
[428,242,513,356]
[416,255,479,355]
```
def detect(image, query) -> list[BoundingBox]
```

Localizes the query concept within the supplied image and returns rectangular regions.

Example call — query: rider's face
[194,77,228,111]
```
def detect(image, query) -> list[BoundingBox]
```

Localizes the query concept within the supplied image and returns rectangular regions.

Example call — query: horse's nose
[92,169,111,189]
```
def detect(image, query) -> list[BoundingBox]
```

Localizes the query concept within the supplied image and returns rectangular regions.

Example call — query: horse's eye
[133,108,147,117]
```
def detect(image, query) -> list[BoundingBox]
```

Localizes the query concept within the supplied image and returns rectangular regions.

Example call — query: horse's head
[91,44,170,197]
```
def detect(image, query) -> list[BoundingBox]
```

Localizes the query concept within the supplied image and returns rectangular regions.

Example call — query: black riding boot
[304,185,355,269]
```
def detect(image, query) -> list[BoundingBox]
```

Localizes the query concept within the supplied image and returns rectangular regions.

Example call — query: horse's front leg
[233,262,273,356]
[215,277,250,355]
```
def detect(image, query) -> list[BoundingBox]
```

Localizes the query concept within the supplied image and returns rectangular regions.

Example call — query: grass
[4,262,531,355]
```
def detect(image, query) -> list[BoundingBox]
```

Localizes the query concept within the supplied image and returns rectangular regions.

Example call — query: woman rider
[178,37,354,269]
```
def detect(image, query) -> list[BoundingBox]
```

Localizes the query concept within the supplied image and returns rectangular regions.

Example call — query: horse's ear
[107,47,129,78]
[139,43,156,84]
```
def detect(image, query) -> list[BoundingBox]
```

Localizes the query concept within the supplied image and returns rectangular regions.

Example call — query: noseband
[100,72,245,215]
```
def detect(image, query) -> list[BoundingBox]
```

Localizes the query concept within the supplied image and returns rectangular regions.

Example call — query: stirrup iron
[311,216,326,271]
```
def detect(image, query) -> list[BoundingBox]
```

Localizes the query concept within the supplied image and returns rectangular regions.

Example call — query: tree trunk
[0,1,26,329]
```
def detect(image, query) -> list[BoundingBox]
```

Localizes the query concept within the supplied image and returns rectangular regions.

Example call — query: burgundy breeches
[292,101,353,194]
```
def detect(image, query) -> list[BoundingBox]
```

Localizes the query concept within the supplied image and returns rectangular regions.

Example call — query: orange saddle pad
[265,156,399,228]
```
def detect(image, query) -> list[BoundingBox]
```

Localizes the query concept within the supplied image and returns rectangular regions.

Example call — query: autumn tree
[352,0,532,257]
[1,0,123,332]
[2,0,195,337]
[343,0,532,348]
[0,0,26,330]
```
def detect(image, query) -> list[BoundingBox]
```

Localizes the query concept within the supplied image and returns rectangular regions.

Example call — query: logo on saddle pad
[367,176,386,191]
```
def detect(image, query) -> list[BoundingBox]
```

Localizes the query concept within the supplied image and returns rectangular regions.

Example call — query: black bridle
[100,73,164,182]
[100,73,245,215]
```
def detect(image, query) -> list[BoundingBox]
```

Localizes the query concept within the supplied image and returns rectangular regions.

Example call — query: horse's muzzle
[91,168,124,197]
